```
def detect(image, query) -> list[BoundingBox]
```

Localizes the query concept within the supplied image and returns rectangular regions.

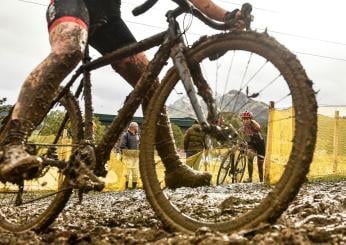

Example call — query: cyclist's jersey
[84,0,121,24]
[239,121,266,158]
[47,0,122,31]
[240,125,262,140]
[47,0,89,31]
[46,0,136,53]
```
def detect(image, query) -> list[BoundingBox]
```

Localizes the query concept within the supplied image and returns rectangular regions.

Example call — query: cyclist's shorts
[88,17,137,55]
[46,0,89,32]
[248,138,266,159]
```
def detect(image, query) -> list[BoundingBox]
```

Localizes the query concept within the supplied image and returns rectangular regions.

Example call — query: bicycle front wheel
[0,91,82,232]
[232,153,246,183]
[140,31,317,233]
[216,150,233,185]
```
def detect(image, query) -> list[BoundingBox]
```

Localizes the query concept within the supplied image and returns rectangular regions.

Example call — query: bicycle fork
[170,43,208,126]
[170,42,231,143]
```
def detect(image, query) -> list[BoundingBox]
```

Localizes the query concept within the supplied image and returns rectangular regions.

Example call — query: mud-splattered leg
[245,149,256,183]
[257,158,264,182]
[12,23,87,126]
[0,23,87,183]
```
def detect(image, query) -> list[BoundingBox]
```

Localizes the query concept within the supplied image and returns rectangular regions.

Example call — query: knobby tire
[0,91,82,232]
[140,31,317,233]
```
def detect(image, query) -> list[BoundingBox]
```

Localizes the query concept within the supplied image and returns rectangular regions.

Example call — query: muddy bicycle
[0,0,317,234]
[216,139,248,185]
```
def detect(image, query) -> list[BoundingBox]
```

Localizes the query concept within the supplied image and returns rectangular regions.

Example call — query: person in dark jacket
[120,121,139,189]
[184,122,207,158]
[184,121,208,170]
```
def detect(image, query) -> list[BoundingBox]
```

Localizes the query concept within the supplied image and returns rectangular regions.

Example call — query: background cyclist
[239,110,266,182]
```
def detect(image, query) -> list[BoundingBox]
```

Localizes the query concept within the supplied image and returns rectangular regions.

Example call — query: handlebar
[132,0,191,16]
[240,3,253,30]
[133,0,253,31]
[132,0,159,16]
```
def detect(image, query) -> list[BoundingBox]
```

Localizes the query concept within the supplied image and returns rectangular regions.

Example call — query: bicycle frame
[50,5,233,176]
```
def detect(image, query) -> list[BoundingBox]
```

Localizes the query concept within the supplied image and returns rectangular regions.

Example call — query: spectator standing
[120,122,139,189]
[184,121,208,170]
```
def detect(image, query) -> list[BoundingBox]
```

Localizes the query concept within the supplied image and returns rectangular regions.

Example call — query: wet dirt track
[0,181,345,244]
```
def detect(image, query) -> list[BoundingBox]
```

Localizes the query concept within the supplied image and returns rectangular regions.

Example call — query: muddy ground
[0,181,345,244]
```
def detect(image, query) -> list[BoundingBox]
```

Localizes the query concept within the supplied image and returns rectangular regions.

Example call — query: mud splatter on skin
[0,181,344,244]
[12,23,87,127]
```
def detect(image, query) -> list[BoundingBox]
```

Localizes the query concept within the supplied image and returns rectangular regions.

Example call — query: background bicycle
[216,139,248,185]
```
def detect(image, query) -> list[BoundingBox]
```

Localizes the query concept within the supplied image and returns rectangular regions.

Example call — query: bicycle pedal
[72,174,105,192]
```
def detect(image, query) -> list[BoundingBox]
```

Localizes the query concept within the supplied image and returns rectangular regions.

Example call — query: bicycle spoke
[242,60,269,90]
[141,31,317,233]
[0,92,80,232]
[219,51,235,111]
[257,74,282,95]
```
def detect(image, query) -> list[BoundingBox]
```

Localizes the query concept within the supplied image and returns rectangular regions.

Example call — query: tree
[220,111,242,129]
[171,123,184,149]
[37,110,66,136]
[93,116,106,144]
[0,97,12,123]
[37,111,106,143]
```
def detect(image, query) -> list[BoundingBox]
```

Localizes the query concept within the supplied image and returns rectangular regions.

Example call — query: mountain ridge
[167,89,268,123]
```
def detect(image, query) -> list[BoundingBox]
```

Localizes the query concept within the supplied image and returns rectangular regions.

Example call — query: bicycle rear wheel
[0,91,82,232]
[140,31,317,233]
[216,150,232,185]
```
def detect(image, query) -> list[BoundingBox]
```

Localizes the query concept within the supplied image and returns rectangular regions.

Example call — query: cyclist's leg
[229,153,235,175]
[132,156,139,189]
[256,139,266,182]
[89,18,211,188]
[245,148,256,182]
[257,157,264,182]
[0,0,88,183]
[125,169,130,189]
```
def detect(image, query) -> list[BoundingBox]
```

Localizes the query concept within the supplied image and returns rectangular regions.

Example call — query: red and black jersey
[239,121,266,158]
[46,0,122,31]
[46,0,89,31]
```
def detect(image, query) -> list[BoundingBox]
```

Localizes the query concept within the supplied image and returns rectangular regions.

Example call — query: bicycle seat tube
[82,45,94,142]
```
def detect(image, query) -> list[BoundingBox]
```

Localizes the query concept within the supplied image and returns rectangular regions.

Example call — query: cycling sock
[247,160,253,180]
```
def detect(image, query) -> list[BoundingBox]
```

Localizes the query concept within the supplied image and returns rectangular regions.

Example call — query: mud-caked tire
[140,31,317,233]
[0,91,82,232]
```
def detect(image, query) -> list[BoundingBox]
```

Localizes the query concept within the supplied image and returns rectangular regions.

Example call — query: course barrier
[265,105,346,183]
[2,106,344,191]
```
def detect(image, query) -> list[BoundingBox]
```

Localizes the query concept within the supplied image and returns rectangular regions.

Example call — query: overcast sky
[1,0,346,116]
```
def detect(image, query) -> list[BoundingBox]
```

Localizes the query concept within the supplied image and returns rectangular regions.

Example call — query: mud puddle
[0,181,345,244]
